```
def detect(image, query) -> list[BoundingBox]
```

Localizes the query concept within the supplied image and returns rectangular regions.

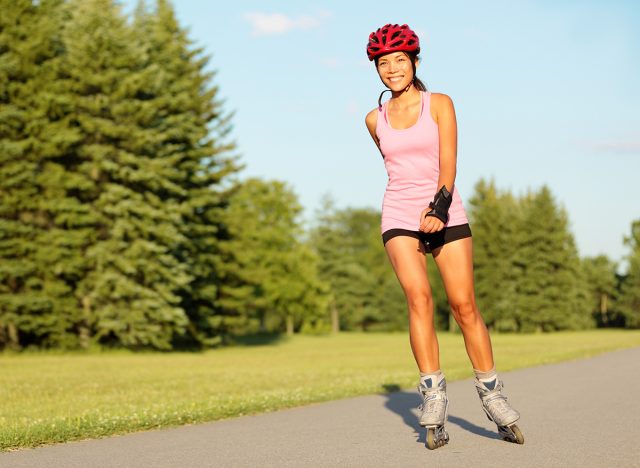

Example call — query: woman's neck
[390,85,420,106]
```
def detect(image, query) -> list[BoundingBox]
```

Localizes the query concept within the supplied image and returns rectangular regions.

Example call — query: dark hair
[375,51,427,109]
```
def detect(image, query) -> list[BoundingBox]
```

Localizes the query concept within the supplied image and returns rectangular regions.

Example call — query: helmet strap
[403,80,413,93]
[378,89,391,110]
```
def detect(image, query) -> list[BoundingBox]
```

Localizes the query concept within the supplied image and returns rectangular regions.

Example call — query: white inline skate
[418,376,449,450]
[474,377,524,444]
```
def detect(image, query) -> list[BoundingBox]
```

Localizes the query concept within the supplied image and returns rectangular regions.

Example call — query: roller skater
[475,372,524,444]
[418,372,449,450]
[363,23,524,450]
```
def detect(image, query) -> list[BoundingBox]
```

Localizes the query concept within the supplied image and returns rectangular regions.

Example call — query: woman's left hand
[419,209,445,233]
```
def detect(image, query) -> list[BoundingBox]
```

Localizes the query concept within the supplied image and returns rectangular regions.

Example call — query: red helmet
[366,23,420,61]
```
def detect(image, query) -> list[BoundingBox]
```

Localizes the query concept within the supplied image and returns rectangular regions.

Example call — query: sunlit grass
[1,329,639,451]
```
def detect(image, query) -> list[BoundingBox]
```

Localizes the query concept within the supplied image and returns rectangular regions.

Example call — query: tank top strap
[375,99,386,136]
[378,98,388,123]
[416,90,426,124]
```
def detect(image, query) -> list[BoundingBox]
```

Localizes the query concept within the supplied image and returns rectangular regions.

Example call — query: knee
[405,289,433,315]
[450,298,480,328]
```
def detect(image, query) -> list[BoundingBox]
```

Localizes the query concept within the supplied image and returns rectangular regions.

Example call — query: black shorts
[381,223,472,254]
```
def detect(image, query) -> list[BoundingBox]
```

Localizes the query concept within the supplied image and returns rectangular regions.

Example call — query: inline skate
[418,376,449,449]
[474,377,524,444]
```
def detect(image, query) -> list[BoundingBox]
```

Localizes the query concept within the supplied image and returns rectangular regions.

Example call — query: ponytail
[413,76,427,91]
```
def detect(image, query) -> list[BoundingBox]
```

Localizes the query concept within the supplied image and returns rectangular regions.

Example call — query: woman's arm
[419,93,458,233]
[365,108,383,155]
[434,93,458,194]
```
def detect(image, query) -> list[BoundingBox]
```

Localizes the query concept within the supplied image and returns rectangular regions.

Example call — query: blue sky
[126,0,639,265]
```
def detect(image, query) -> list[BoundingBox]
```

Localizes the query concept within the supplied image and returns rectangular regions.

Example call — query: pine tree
[513,186,592,331]
[0,0,90,349]
[59,0,195,349]
[619,220,640,328]
[1,0,241,350]
[468,179,520,331]
[134,0,241,346]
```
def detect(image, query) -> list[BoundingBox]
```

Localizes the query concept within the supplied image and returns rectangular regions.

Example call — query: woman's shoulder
[429,91,454,105]
[364,106,379,132]
[428,92,455,123]
[429,92,455,109]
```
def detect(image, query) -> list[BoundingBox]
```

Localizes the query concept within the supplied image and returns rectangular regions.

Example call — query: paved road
[2,347,640,468]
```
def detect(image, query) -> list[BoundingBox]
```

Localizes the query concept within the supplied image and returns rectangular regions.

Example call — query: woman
[364,23,523,450]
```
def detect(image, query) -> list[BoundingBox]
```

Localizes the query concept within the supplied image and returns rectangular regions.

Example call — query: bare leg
[432,237,494,371]
[384,236,440,373]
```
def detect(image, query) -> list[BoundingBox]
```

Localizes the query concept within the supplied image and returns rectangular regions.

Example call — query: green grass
[1,329,639,451]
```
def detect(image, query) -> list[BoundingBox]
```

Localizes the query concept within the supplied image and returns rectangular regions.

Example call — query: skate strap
[484,392,508,405]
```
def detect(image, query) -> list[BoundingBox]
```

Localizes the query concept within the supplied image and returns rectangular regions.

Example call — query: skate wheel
[426,428,449,450]
[426,428,437,450]
[511,425,524,445]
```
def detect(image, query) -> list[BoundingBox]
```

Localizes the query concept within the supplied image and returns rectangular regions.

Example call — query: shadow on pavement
[381,387,500,442]
[381,388,424,443]
[447,415,500,440]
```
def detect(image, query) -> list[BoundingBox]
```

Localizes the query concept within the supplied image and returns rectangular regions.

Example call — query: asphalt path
[2,347,640,468]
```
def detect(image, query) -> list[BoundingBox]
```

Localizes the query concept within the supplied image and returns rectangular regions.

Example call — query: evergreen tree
[218,178,327,337]
[582,255,621,327]
[134,0,241,347]
[1,0,242,350]
[0,0,90,349]
[468,179,520,331]
[59,0,195,349]
[512,186,592,331]
[619,220,640,328]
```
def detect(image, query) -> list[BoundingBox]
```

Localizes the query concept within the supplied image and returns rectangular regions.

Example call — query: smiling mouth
[388,76,404,83]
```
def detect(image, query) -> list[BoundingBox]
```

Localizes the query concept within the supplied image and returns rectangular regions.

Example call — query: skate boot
[474,377,524,444]
[417,375,449,450]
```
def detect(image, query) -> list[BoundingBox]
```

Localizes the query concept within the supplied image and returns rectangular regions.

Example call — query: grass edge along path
[1,329,640,451]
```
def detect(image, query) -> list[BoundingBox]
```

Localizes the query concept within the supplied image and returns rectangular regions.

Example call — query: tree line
[1,0,638,351]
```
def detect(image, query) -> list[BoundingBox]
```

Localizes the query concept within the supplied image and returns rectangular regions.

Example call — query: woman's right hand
[419,208,445,233]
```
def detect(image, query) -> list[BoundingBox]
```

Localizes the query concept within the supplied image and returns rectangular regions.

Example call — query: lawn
[1,329,639,451]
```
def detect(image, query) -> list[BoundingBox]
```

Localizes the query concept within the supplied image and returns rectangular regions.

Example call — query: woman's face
[376,52,415,91]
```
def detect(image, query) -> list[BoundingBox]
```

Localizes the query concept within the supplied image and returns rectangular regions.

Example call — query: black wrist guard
[426,185,452,223]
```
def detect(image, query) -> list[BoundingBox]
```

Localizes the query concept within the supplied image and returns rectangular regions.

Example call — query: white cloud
[591,138,640,154]
[243,11,331,37]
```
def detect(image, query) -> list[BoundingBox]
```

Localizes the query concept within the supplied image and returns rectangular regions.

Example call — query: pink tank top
[376,90,468,234]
